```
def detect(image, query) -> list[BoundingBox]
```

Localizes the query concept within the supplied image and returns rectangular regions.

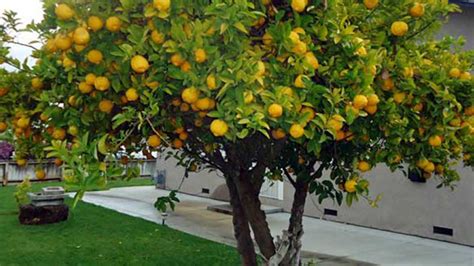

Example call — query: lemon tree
[2,0,474,264]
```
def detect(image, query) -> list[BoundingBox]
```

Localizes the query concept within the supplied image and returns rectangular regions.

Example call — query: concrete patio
[76,186,473,265]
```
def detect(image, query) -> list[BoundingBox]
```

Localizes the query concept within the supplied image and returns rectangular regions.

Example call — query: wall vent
[201,188,210,194]
[433,226,453,236]
[324,208,338,216]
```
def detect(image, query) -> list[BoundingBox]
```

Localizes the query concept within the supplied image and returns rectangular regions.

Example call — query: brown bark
[225,176,258,266]
[233,171,276,260]
[280,180,308,265]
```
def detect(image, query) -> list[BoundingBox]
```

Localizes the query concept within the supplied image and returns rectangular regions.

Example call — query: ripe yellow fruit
[52,128,66,140]
[17,117,30,129]
[410,3,425,18]
[428,135,442,147]
[413,103,423,112]
[85,73,96,85]
[358,161,371,172]
[424,162,435,173]
[367,94,380,106]
[335,130,346,141]
[353,95,368,109]
[244,91,254,104]
[154,0,171,12]
[391,21,409,37]
[74,44,86,52]
[31,77,44,90]
[207,74,217,90]
[381,77,395,91]
[449,68,461,78]
[344,179,357,193]
[210,119,229,137]
[99,100,114,113]
[180,61,191,72]
[179,132,188,141]
[181,87,200,104]
[292,41,307,55]
[55,4,74,21]
[393,91,406,104]
[356,46,367,57]
[173,139,184,149]
[106,16,122,32]
[131,55,150,73]
[88,16,103,32]
[289,124,305,138]
[364,105,378,115]
[301,107,315,122]
[465,106,474,116]
[194,48,207,63]
[87,49,103,64]
[0,122,7,133]
[256,61,266,77]
[460,72,471,81]
[195,98,212,110]
[262,32,273,45]
[304,52,319,69]
[148,135,161,148]
[291,0,308,13]
[294,74,306,88]
[62,56,75,68]
[171,53,185,66]
[327,115,344,131]
[94,76,110,91]
[403,67,414,78]
[55,34,72,50]
[151,30,165,44]
[68,125,79,136]
[363,0,379,9]
[268,103,283,118]
[126,88,139,101]
[271,128,286,140]
[78,81,93,94]
[73,27,90,45]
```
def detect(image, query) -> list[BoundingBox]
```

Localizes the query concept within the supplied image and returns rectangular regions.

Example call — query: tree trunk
[233,171,276,261]
[280,180,308,265]
[225,176,258,266]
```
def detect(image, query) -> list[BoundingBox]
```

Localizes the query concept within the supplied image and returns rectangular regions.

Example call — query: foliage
[14,178,32,206]
[154,190,180,213]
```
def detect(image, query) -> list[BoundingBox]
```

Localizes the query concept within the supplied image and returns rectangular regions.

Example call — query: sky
[0,0,44,67]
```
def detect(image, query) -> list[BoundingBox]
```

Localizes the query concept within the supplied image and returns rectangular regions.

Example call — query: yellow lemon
[460,72,471,81]
[52,128,66,140]
[363,0,379,9]
[181,87,200,104]
[327,115,344,131]
[291,0,308,13]
[0,122,7,133]
[94,76,110,91]
[131,55,150,73]
[305,52,319,69]
[17,117,30,129]
[210,119,229,137]
[195,98,212,110]
[62,56,75,68]
[154,0,171,12]
[294,74,306,88]
[148,135,161,148]
[381,77,395,91]
[31,77,44,90]
[106,16,122,32]
[207,74,217,90]
[301,107,315,122]
[55,4,74,20]
[263,32,273,45]
[393,91,406,104]
[358,161,371,172]
[364,105,378,115]
[391,21,409,37]
[424,162,435,173]
[367,94,379,106]
[99,100,114,113]
[268,103,283,118]
[428,135,442,147]
[55,34,72,50]
[289,124,305,138]
[409,3,425,18]
[78,81,93,94]
[244,91,254,104]
[151,30,165,44]
[344,179,357,193]
[449,68,461,78]
[353,95,368,109]
[35,169,46,180]
[180,61,191,72]
[87,49,103,64]
[256,61,266,77]
[73,27,90,45]
[194,48,207,63]
[126,88,139,101]
[85,73,96,85]
[88,16,103,32]
[171,53,185,66]
[465,106,474,116]
[292,41,307,55]
[271,128,286,140]
[403,67,414,78]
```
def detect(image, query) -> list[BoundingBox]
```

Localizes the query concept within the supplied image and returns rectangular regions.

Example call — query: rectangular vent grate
[433,226,453,236]
[201,188,210,194]
[324,208,338,216]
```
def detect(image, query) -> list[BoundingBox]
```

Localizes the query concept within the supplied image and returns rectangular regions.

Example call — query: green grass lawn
[0,179,240,265]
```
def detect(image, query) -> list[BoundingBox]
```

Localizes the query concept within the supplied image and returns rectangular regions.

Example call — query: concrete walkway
[77,186,474,265]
